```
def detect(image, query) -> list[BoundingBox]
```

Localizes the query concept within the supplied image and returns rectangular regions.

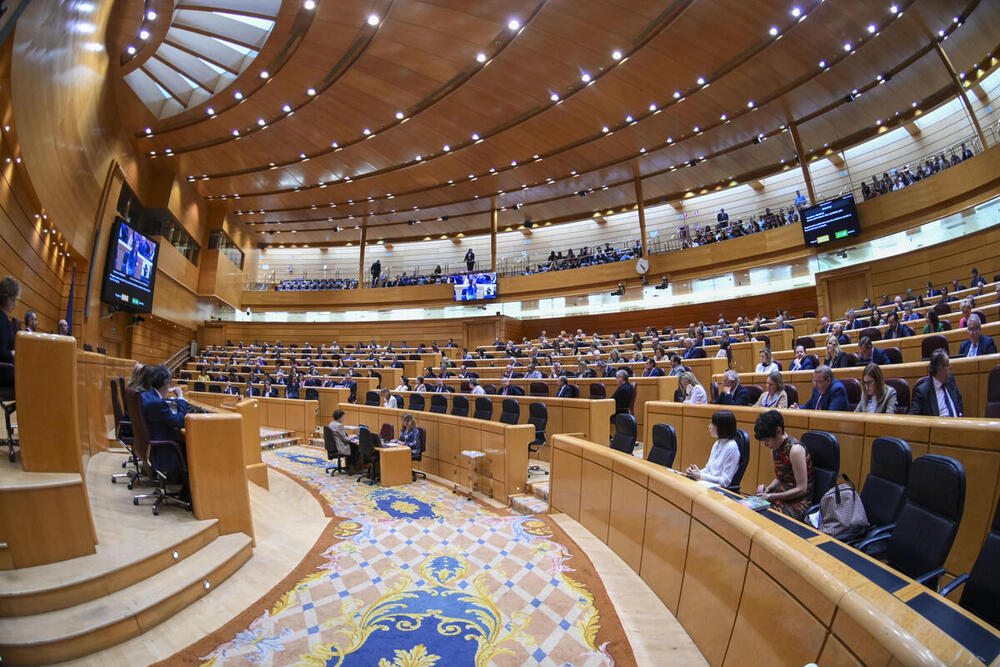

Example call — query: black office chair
[193,381,206,392]
[784,384,798,406]
[247,386,261,396]
[411,427,427,481]
[430,394,448,414]
[647,423,676,468]
[322,426,347,475]
[728,428,751,493]
[527,402,548,474]
[841,377,862,411]
[208,384,222,393]
[802,430,840,515]
[499,398,520,424]
[409,393,425,411]
[610,413,637,454]
[921,335,949,360]
[939,495,1000,628]
[850,437,911,551]
[451,395,469,417]
[123,387,191,515]
[110,381,139,485]
[305,387,319,400]
[365,390,380,406]
[859,454,965,588]
[392,394,406,409]
[796,336,815,350]
[473,397,492,420]
[355,426,380,485]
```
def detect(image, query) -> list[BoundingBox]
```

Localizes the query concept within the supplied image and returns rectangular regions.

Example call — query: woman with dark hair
[685,410,741,486]
[755,410,814,520]
[922,309,946,334]
[856,363,898,414]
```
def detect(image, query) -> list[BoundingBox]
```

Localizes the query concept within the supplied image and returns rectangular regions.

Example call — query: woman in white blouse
[685,410,741,487]
[679,371,708,404]
[381,388,398,409]
[754,370,788,409]
[756,348,779,374]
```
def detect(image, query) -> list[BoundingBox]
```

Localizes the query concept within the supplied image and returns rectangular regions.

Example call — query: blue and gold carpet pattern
[200,446,623,666]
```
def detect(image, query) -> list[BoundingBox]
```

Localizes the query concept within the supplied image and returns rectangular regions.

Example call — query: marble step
[260,436,299,451]
[0,532,253,665]
[529,480,550,502]
[509,493,549,516]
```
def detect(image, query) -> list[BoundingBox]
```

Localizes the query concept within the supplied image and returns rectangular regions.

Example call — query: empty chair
[743,385,764,405]
[473,396,493,420]
[972,309,988,325]
[841,377,862,410]
[451,395,469,417]
[610,413,637,455]
[430,394,448,414]
[647,424,677,469]
[484,384,497,394]
[365,390,380,406]
[860,327,882,342]
[379,422,395,442]
[757,334,770,349]
[801,430,840,511]
[408,394,425,411]
[110,382,138,485]
[803,310,817,318]
[797,336,815,350]
[939,495,1000,628]
[529,382,549,396]
[853,437,912,548]
[355,426,379,485]
[208,384,222,393]
[499,398,520,424]
[884,378,910,414]
[921,334,949,360]
[883,347,904,365]
[589,383,606,399]
[710,381,719,402]
[784,384,798,406]
[527,402,549,473]
[392,394,406,408]
[859,455,965,588]
[193,381,206,392]
[932,301,952,316]
[985,366,1000,419]
[460,381,472,393]
[728,428,751,493]
[305,387,319,400]
[411,427,427,481]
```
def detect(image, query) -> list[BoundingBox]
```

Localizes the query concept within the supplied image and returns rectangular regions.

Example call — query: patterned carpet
[195,446,634,666]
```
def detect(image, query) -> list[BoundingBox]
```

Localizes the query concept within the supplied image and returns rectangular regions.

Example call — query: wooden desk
[377,445,412,486]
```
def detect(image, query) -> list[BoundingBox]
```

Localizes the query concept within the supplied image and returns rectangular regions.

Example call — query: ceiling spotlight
[510,160,517,166]
[693,126,700,132]
[146,9,157,19]
[550,92,559,101]
[206,107,215,115]
[232,129,240,136]
[259,70,269,78]
[581,72,591,83]
[844,42,852,52]
[720,113,727,120]
[471,132,480,140]
[696,76,705,85]
[747,100,755,108]
[649,103,657,111]
[257,118,266,126]
[791,6,801,17]
[362,127,371,135]
[414,155,422,161]
[138,29,149,39]
[306,87,316,96]
[890,4,899,14]
[818,59,827,68]
[507,18,520,30]
[868,24,877,33]
[234,91,243,99]
[769,26,778,36]
[126,45,136,55]
[673,91,681,99]
[612,49,622,60]
[395,111,404,119]
[367,14,380,25]
[144,127,152,135]
[625,114,633,122]
[282,104,291,112]
[601,126,610,133]
[476,52,487,63]
[299,153,307,159]
[442,144,450,151]
[303,0,315,8]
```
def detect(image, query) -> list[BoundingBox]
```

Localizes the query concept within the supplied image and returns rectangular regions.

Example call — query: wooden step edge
[0,534,252,666]
[0,521,220,617]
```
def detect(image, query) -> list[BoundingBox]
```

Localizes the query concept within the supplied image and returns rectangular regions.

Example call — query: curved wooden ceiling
[111,0,998,246]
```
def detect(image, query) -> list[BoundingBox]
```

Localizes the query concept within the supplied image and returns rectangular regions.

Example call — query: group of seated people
[276,278,358,291]
[520,241,641,275]
[324,408,421,473]
[861,142,976,201]
[681,192,808,248]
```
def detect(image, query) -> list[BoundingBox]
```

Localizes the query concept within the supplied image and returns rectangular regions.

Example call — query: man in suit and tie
[555,375,574,398]
[499,377,524,396]
[432,378,449,393]
[817,317,831,335]
[910,349,964,417]
[715,370,752,406]
[844,309,866,330]
[682,338,706,360]
[857,337,890,365]
[831,322,851,346]
[788,345,816,371]
[883,311,913,339]
[924,281,941,298]
[796,365,848,411]
[959,315,996,357]
[642,359,665,377]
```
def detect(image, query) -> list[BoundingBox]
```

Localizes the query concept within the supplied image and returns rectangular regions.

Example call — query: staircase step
[0,533,252,665]
[529,480,550,501]
[509,493,549,516]
[260,436,299,451]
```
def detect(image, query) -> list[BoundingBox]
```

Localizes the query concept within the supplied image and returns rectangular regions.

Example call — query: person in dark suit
[883,311,913,339]
[682,338,706,360]
[788,345,816,371]
[971,268,987,288]
[0,276,19,389]
[958,315,996,357]
[924,281,941,298]
[611,370,634,416]
[715,370,752,406]
[857,336,890,365]
[499,377,524,396]
[831,323,850,346]
[910,349,963,417]
[796,365,848,411]
[141,365,192,443]
[555,376,574,398]
[642,359,665,377]
[843,310,865,330]
[431,378,449,392]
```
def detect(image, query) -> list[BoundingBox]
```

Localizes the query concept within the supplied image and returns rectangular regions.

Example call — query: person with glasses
[855,363,898,414]
[910,349,963,417]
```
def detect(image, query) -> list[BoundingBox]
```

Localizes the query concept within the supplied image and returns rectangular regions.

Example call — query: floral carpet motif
[199,446,626,666]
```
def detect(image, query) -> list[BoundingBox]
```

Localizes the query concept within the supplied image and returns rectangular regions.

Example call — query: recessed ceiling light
[791,6,801,17]
[550,92,559,101]
[138,29,149,39]
[844,42,852,51]
[206,107,215,115]
[601,126,609,133]
[581,72,591,83]
[306,88,316,96]
[367,14,380,25]
[693,126,700,132]
[146,10,157,19]
[126,45,136,55]
[696,76,706,85]
[234,91,243,99]
[257,118,266,126]
[303,0,315,8]
[868,24,877,33]
[510,160,517,166]
[818,59,827,68]
[471,132,479,140]
[508,18,520,30]
[362,128,371,135]
[673,91,681,99]
[747,100,755,107]
[720,113,727,120]
[649,103,657,111]
[299,153,307,159]
[625,115,633,122]
[144,127,152,135]
[414,155,422,161]
[259,70,269,78]
[395,111,404,119]
[612,49,622,60]
[232,129,240,136]
[890,5,899,14]
[282,104,291,112]
[331,141,338,148]
[769,26,778,36]
[443,144,450,151]
[476,52,487,63]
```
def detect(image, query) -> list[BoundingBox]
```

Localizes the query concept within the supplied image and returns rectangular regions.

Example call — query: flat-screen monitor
[800,194,861,246]
[453,272,497,301]
[100,218,159,313]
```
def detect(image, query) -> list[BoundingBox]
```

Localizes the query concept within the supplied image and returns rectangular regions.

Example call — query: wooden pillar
[787,121,816,205]
[632,163,648,257]
[934,42,989,149]
[357,218,368,288]
[490,198,498,271]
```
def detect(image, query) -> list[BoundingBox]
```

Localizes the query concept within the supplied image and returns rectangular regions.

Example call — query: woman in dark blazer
[0,277,20,388]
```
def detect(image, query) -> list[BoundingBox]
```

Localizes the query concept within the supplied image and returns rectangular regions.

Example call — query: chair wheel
[133,498,139,505]
[127,482,134,490]
[111,477,117,484]
[8,450,14,462]
[152,507,159,516]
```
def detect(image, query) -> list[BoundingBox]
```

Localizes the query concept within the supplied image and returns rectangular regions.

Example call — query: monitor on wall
[453,272,497,301]
[100,217,159,313]
[800,194,861,246]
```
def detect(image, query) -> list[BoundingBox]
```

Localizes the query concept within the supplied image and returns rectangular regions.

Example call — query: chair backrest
[610,413,637,454]
[379,422,395,442]
[473,396,493,420]
[117,377,129,418]
[392,394,405,408]
[123,387,151,464]
[451,395,469,417]
[499,398,520,424]
[860,327,881,342]
[365,390,380,406]
[209,384,222,393]
[528,402,548,440]
[841,377,862,409]
[409,393,425,411]
[805,354,820,369]
[744,385,763,405]
[627,382,637,413]
[986,366,1000,418]
[530,382,549,396]
[647,423,677,468]
[589,383,606,398]
[460,381,472,393]
[484,384,497,394]
[305,387,319,400]
[940,319,952,331]
[757,333,770,349]
[860,436,912,528]
[921,334,948,360]
[803,310,816,318]
[784,384,798,406]
[886,455,965,581]
[110,381,126,426]
[883,378,910,413]
[729,429,751,491]
[430,394,448,413]
[958,496,1000,628]
[323,426,337,454]
[796,336,815,350]
[413,427,426,461]
[193,381,206,392]
[248,386,261,396]
[932,301,951,315]
[801,430,840,505]
[884,347,903,365]
[358,425,375,459]
[972,309,987,325]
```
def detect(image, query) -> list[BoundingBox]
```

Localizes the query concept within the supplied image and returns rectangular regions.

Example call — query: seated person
[223,381,240,396]
[788,344,815,371]
[412,376,427,392]
[922,309,946,334]
[469,378,486,394]
[910,349,963,417]
[685,410,741,487]
[883,311,913,339]
[682,338,706,359]
[524,364,543,379]
[399,413,420,456]
[754,410,814,521]
[857,336,889,365]
[381,388,399,409]
[959,314,996,357]
[261,379,278,397]
[755,348,779,374]
[326,409,354,466]
[555,375,574,398]
[642,358,665,377]
[141,365,192,443]
[678,371,708,404]
[715,369,751,405]
[831,322,850,347]
[902,303,921,322]
[394,376,411,392]
[667,354,687,376]
[795,365,848,411]
[823,335,850,369]
[754,371,788,409]
[855,363,898,414]
[499,377,524,396]
[431,378,449,393]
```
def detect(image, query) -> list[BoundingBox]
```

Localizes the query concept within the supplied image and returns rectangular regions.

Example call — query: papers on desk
[737,496,772,511]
